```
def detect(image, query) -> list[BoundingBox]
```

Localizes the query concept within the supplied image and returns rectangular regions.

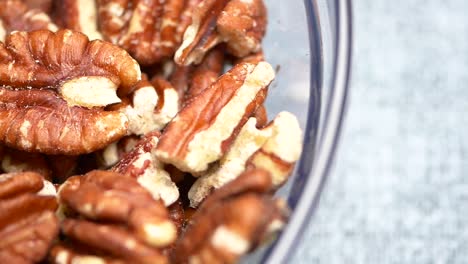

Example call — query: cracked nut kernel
[0,29,143,154]
[58,170,177,248]
[155,61,274,174]
[188,117,271,207]
[0,172,59,264]
[121,78,179,136]
[175,0,266,65]
[189,111,302,207]
[247,111,303,186]
[173,169,288,264]
[113,132,179,206]
[0,0,57,42]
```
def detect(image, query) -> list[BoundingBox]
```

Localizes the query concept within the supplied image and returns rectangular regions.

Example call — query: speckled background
[293,1,468,263]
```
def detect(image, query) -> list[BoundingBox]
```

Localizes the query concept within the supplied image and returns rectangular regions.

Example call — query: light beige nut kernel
[122,79,179,136]
[189,111,302,206]
[247,111,303,186]
[155,61,274,174]
[113,132,179,206]
[188,117,272,207]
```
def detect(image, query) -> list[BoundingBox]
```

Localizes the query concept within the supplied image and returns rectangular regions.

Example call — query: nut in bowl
[0,0,311,263]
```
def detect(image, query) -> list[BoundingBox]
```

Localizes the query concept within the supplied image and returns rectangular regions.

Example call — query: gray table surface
[293,1,468,263]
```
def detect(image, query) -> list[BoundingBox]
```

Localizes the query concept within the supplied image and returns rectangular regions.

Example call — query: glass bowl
[243,0,352,262]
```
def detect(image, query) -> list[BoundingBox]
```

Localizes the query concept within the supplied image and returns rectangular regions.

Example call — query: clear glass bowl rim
[261,0,353,263]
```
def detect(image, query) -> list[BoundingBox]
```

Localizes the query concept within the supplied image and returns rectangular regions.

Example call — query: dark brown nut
[58,170,177,247]
[183,47,225,104]
[113,132,179,206]
[173,169,288,264]
[46,155,79,183]
[189,112,302,207]
[0,0,58,42]
[53,0,103,40]
[97,0,186,65]
[0,172,59,264]
[174,0,266,65]
[0,29,142,154]
[0,146,52,181]
[155,61,274,174]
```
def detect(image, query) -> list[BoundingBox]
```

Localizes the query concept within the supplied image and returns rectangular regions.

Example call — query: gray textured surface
[293,1,468,263]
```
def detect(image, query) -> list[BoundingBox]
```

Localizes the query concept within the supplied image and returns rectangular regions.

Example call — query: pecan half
[113,132,179,206]
[188,117,271,207]
[0,29,142,154]
[155,61,274,174]
[97,0,187,65]
[247,112,303,187]
[119,77,180,136]
[58,170,177,248]
[0,172,58,264]
[53,0,103,40]
[188,112,302,207]
[0,0,57,42]
[175,0,267,65]
[173,169,288,264]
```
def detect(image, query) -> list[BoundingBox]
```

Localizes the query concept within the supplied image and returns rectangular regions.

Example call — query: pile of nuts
[0,0,304,263]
